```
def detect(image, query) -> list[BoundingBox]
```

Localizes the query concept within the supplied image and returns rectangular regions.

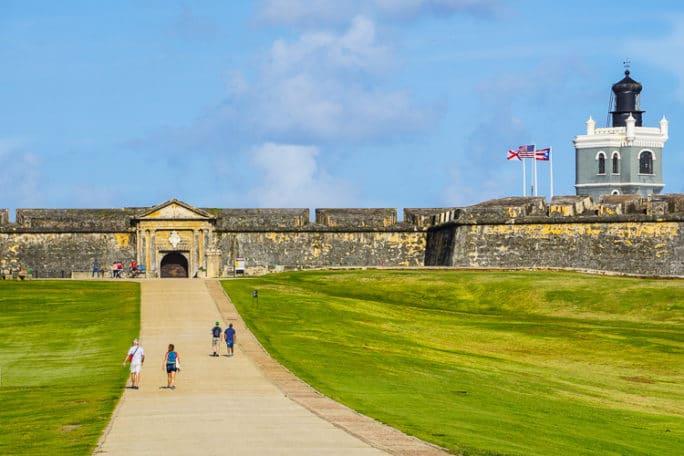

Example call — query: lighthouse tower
[574,68,668,200]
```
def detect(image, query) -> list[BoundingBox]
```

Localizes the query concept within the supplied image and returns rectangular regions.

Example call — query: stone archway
[160,252,189,278]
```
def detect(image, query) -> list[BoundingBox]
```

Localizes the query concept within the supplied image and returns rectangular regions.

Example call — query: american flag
[535,148,551,161]
[517,144,536,158]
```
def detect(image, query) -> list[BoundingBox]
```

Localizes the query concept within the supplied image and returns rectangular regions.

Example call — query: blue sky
[1,0,683,216]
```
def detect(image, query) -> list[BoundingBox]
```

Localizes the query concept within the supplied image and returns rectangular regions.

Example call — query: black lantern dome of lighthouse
[611,69,644,127]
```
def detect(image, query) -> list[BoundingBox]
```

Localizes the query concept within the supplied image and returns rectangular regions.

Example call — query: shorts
[225,341,234,349]
[212,336,221,347]
[130,361,142,374]
[166,363,177,373]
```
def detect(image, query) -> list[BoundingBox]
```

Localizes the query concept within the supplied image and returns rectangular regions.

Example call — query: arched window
[611,151,620,174]
[597,152,606,175]
[639,151,654,174]
[611,189,620,195]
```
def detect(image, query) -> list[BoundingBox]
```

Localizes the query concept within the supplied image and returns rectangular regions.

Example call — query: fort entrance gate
[160,252,189,278]
[132,200,217,278]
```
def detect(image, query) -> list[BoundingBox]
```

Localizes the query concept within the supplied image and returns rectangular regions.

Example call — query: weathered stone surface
[210,208,309,230]
[425,195,684,276]
[403,208,453,228]
[3,196,684,278]
[216,231,427,274]
[1,232,134,278]
[13,208,139,232]
[315,208,397,228]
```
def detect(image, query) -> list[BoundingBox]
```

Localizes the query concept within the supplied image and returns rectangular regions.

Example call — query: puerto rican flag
[535,148,551,161]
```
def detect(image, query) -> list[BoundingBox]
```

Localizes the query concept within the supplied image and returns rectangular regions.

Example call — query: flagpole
[522,159,527,196]
[549,147,554,199]
[533,148,538,197]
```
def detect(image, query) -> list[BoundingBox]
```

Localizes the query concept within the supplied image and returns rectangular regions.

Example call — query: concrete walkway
[95,279,448,456]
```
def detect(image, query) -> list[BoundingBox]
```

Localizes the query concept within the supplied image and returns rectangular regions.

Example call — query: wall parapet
[0,209,8,225]
[315,208,397,228]
[8,208,140,232]
[210,208,310,231]
[426,194,684,227]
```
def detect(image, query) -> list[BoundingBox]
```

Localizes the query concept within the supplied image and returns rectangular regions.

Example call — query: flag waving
[535,148,551,161]
[517,144,536,158]
[507,149,520,160]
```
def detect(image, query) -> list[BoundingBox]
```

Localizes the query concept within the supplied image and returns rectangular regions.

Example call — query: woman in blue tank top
[163,344,180,389]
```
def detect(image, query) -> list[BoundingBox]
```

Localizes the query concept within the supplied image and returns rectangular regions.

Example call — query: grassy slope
[0,281,139,455]
[222,270,683,456]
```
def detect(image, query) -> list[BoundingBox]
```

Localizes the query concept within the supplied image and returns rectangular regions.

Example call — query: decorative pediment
[135,199,215,221]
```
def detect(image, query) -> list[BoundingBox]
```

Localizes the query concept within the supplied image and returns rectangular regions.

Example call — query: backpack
[212,326,221,337]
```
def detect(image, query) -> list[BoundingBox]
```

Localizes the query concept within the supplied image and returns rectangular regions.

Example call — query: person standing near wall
[224,323,236,357]
[122,339,145,389]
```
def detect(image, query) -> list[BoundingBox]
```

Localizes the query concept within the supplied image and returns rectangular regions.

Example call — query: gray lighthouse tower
[574,69,668,200]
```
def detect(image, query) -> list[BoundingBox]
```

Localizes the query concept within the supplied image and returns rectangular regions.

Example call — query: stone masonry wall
[216,230,427,273]
[3,196,684,278]
[0,232,134,278]
[425,194,684,276]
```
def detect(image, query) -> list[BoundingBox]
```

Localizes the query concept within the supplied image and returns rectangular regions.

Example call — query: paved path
[95,279,448,456]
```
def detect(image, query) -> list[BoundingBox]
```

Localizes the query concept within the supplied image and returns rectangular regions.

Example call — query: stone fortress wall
[0,206,434,278]
[425,194,684,276]
[1,195,683,278]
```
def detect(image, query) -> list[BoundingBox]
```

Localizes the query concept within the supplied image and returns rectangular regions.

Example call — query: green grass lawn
[0,280,139,455]
[222,270,684,456]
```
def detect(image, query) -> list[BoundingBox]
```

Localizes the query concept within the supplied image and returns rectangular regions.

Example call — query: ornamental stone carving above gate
[132,199,218,278]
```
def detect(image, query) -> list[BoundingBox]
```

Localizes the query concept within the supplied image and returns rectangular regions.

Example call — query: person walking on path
[224,323,236,356]
[162,344,180,389]
[211,321,222,357]
[122,339,145,389]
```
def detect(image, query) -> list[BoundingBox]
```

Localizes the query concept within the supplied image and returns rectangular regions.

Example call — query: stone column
[198,229,205,269]
[192,230,199,277]
[206,248,222,278]
[150,230,156,277]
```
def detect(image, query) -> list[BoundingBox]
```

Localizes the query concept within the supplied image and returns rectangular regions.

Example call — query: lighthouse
[573,68,668,200]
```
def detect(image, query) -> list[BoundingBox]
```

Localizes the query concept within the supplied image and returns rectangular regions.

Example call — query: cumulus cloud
[247,142,358,207]
[246,15,432,142]
[130,14,433,150]
[269,15,392,75]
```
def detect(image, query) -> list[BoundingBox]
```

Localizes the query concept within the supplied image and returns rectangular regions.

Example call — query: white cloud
[269,15,392,76]
[248,15,430,141]
[248,142,358,207]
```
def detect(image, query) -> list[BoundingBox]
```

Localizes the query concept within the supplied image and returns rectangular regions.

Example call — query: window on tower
[639,151,654,174]
[612,152,620,174]
[597,152,606,175]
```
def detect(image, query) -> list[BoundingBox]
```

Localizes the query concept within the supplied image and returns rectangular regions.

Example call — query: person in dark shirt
[211,322,222,357]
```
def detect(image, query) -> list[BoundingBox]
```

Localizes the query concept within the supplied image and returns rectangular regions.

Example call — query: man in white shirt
[122,339,145,389]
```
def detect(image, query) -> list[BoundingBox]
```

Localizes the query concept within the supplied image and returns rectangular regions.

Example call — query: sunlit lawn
[0,280,139,455]
[222,270,683,456]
